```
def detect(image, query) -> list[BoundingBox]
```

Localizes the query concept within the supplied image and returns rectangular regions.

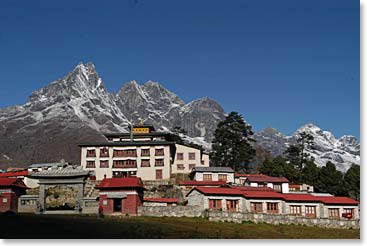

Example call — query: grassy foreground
[0,213,359,239]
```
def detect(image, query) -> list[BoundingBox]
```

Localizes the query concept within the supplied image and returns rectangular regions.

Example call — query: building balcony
[112,164,137,168]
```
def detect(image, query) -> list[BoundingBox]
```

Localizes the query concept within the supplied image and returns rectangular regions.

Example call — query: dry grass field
[0,213,360,239]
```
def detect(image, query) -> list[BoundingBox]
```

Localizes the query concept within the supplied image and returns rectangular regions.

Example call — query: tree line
[208,111,360,200]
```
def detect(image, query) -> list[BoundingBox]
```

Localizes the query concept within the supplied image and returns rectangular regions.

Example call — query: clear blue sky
[0,0,359,138]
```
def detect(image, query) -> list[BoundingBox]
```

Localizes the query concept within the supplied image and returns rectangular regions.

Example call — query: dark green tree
[344,164,360,200]
[301,160,320,187]
[285,132,314,180]
[211,112,255,172]
[317,161,347,196]
[259,156,298,183]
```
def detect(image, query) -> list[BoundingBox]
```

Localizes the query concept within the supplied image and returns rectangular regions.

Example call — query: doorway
[113,199,122,212]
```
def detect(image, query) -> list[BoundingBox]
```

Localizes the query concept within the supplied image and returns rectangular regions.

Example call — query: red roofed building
[244,174,289,193]
[178,180,227,192]
[96,177,145,215]
[0,178,28,213]
[186,186,360,220]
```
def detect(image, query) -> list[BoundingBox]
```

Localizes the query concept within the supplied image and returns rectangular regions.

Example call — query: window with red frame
[177,164,184,170]
[86,149,96,157]
[328,208,340,219]
[226,200,239,212]
[209,199,222,210]
[189,164,196,170]
[155,159,164,166]
[86,161,95,168]
[266,202,278,214]
[141,149,150,157]
[305,206,316,218]
[218,174,227,182]
[177,153,184,160]
[141,159,150,167]
[99,160,109,168]
[100,147,109,157]
[203,174,212,181]
[290,205,302,216]
[188,152,196,160]
[155,148,164,156]
[250,202,263,213]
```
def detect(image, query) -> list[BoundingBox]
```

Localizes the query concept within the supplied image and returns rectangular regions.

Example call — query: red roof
[231,186,274,192]
[246,175,289,183]
[0,171,29,178]
[96,177,144,189]
[317,196,359,205]
[289,184,301,189]
[191,187,244,196]
[235,173,266,178]
[242,191,284,199]
[178,180,226,186]
[144,198,179,203]
[282,193,321,202]
[0,178,28,189]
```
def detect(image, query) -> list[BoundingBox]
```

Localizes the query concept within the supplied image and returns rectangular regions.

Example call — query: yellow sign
[133,127,150,134]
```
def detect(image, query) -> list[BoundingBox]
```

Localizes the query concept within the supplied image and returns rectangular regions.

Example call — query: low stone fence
[138,205,203,217]
[18,195,38,214]
[82,197,98,214]
[208,211,360,229]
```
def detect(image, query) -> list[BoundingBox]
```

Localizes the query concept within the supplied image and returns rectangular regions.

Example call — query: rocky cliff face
[254,123,360,172]
[0,62,226,168]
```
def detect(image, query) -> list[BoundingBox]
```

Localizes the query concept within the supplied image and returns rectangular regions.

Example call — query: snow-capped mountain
[0,62,226,168]
[254,123,360,172]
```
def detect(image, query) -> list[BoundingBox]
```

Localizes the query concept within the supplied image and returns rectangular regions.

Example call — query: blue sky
[0,0,359,138]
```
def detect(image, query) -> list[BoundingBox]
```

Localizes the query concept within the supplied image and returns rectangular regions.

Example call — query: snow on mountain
[255,123,360,172]
[0,62,226,168]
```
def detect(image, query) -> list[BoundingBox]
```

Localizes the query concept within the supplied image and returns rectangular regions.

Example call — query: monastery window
[343,208,354,216]
[141,149,150,157]
[113,160,137,168]
[209,199,222,210]
[86,149,96,157]
[290,205,302,216]
[201,160,205,165]
[155,148,164,156]
[189,164,196,170]
[203,174,212,181]
[177,164,184,170]
[155,159,164,167]
[86,161,95,168]
[328,208,340,219]
[2,198,8,203]
[189,152,196,160]
[305,206,316,218]
[250,202,263,213]
[100,147,109,157]
[226,200,239,212]
[156,170,163,180]
[177,153,184,160]
[141,159,150,167]
[218,174,227,182]
[273,184,281,192]
[99,160,109,168]
[266,202,279,214]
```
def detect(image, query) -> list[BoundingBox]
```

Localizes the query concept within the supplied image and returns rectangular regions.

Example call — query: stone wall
[138,205,203,217]
[18,195,38,214]
[208,211,360,229]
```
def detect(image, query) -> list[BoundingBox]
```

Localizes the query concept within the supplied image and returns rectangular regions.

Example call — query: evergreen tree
[301,160,320,187]
[259,156,298,183]
[285,132,314,180]
[211,112,255,172]
[344,164,360,200]
[317,161,347,196]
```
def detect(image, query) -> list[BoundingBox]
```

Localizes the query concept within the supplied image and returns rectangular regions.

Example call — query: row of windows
[177,164,196,170]
[177,152,196,160]
[203,174,228,181]
[86,159,165,168]
[208,199,239,212]
[86,148,165,157]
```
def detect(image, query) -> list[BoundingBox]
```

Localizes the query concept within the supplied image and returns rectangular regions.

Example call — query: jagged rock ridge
[0,62,226,168]
[254,123,360,172]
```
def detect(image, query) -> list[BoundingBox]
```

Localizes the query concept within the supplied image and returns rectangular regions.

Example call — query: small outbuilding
[96,177,145,215]
[0,178,28,213]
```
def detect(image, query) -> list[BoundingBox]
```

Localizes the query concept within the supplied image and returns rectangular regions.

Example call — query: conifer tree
[211,112,255,172]
[344,164,360,200]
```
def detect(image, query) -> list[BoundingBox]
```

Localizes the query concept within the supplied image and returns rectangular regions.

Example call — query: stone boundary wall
[18,195,38,214]
[208,211,360,229]
[138,205,203,217]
